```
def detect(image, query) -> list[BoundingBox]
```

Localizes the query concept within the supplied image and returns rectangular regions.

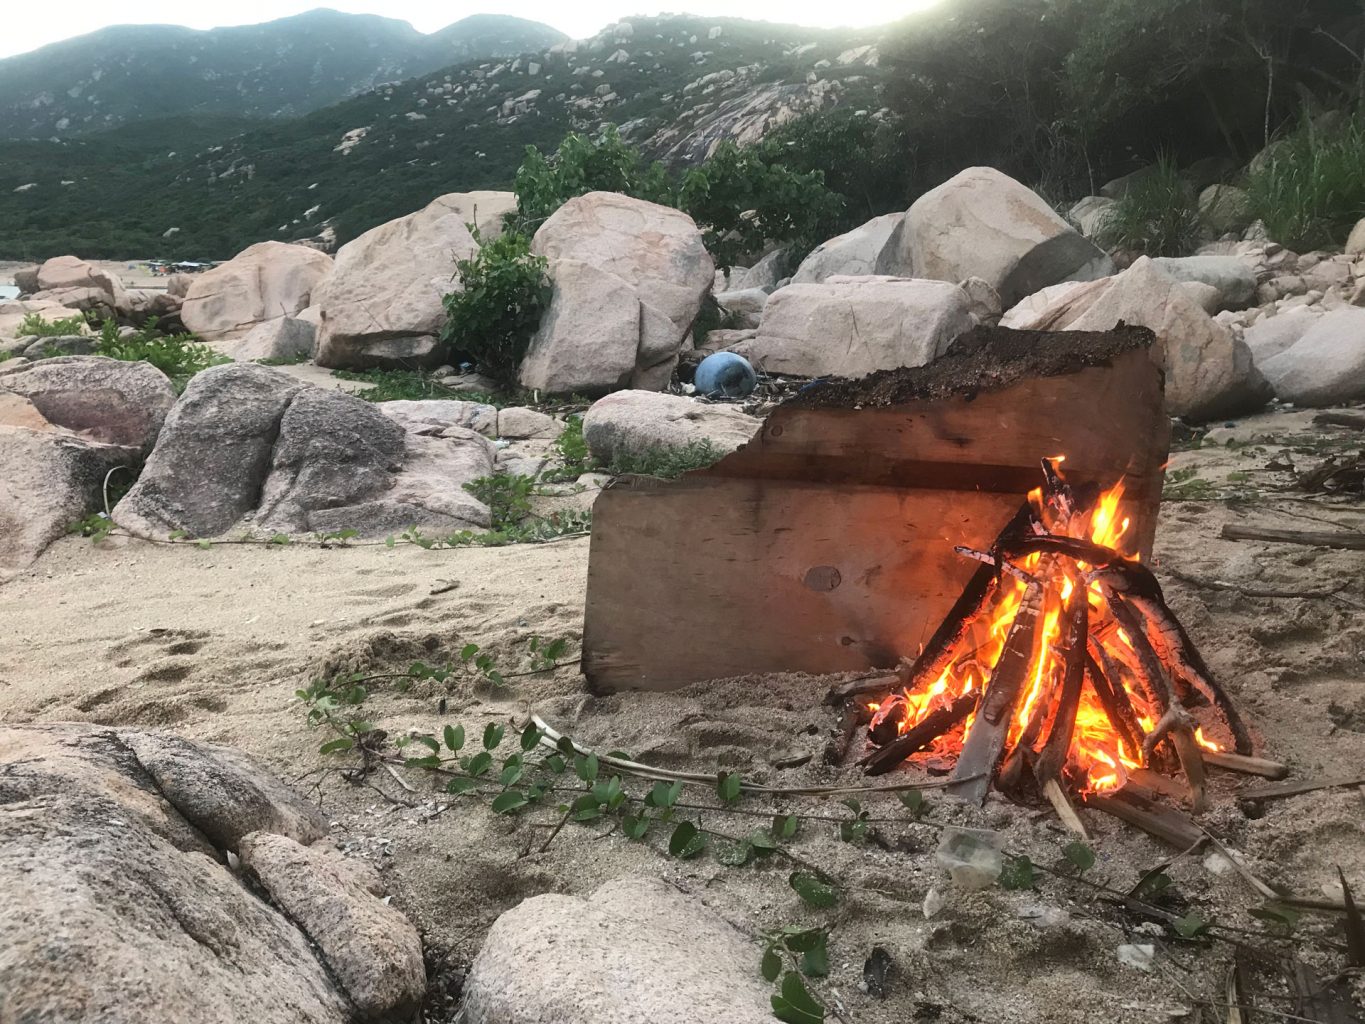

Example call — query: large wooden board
[583,331,1170,693]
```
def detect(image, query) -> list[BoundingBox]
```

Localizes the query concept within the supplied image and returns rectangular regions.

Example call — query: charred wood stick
[945,586,1044,803]
[1034,594,1089,787]
[1202,751,1288,780]
[860,693,975,776]
[1085,644,1145,762]
[1084,790,1205,849]
[1165,568,1348,601]
[823,671,904,708]
[895,505,1034,698]
[1040,456,1076,519]
[1128,767,1190,801]
[1238,774,1365,805]
[823,700,872,767]
[953,547,1044,586]
[1096,562,1253,755]
[1313,411,1365,430]
[1220,523,1365,551]
[1001,533,1127,567]
[1107,593,1208,812]
[1042,777,1090,839]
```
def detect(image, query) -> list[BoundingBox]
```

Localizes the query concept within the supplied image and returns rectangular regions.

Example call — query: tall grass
[1247,114,1365,251]
[1096,156,1202,258]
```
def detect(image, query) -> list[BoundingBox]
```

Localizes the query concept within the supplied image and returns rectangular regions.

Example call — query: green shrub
[463,473,535,530]
[19,313,89,337]
[440,230,551,390]
[512,127,674,233]
[1095,156,1202,257]
[1247,114,1365,251]
[607,440,724,478]
[678,140,845,270]
[94,318,228,390]
[543,415,591,481]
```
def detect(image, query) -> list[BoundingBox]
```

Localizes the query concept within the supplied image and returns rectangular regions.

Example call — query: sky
[0,1,938,59]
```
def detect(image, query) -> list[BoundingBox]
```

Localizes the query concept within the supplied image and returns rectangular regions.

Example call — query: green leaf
[445,777,479,794]
[1249,905,1301,934]
[761,947,783,983]
[168,529,189,541]
[544,753,566,774]
[839,820,869,843]
[405,754,441,769]
[717,771,742,804]
[570,793,603,821]
[319,737,354,754]
[1063,841,1096,874]
[460,643,479,661]
[1173,911,1212,939]
[998,854,1037,891]
[668,821,707,859]
[774,813,800,839]
[574,753,599,783]
[772,972,825,1024]
[465,751,493,777]
[412,734,441,753]
[899,790,926,817]
[555,736,577,758]
[789,872,838,909]
[621,814,650,841]
[715,840,754,866]
[482,723,506,750]
[520,722,543,751]
[799,940,829,979]
[443,724,465,752]
[647,780,682,809]
[499,759,524,787]
[491,790,529,814]
[1130,867,1173,901]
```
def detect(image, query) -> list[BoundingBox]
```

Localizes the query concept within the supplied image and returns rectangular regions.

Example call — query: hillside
[0,9,567,138]
[0,15,888,260]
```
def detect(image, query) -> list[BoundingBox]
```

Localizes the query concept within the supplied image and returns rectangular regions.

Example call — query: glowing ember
[864,457,1248,810]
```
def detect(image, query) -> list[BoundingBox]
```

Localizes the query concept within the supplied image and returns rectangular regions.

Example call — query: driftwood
[1084,790,1205,849]
[1202,751,1289,780]
[1238,773,1365,805]
[1220,524,1365,551]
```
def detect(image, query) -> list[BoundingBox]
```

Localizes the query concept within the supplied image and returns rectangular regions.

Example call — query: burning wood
[862,458,1253,821]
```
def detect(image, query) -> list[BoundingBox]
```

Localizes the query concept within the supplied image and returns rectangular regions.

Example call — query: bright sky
[0,1,937,59]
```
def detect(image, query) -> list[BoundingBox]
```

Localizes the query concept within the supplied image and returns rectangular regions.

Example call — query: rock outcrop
[0,723,423,1024]
[181,242,333,341]
[901,167,1113,308]
[312,193,487,369]
[32,255,128,315]
[518,192,714,394]
[791,212,907,284]
[1260,307,1365,406]
[227,316,317,363]
[582,390,761,464]
[461,877,774,1024]
[114,364,495,539]
[733,276,975,378]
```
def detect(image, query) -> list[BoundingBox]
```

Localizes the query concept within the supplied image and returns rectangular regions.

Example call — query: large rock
[1150,256,1257,310]
[791,212,907,283]
[713,288,769,328]
[461,877,774,1024]
[582,390,761,465]
[115,365,495,539]
[378,399,498,438]
[901,167,1113,307]
[0,298,87,341]
[1261,308,1365,406]
[1068,196,1115,239]
[0,413,134,580]
[223,317,316,364]
[734,276,975,378]
[21,335,98,359]
[1243,308,1321,364]
[1009,257,1269,421]
[728,248,786,291]
[12,265,39,295]
[518,192,714,394]
[1200,185,1254,236]
[35,255,126,311]
[114,363,306,538]
[312,193,484,369]
[0,723,420,1024]
[181,242,333,341]
[239,833,426,1020]
[0,355,176,452]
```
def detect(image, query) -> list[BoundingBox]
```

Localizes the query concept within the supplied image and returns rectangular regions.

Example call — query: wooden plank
[583,330,1169,693]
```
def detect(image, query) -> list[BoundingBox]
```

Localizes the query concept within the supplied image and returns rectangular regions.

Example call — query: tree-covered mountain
[0,14,888,260]
[0,9,567,138]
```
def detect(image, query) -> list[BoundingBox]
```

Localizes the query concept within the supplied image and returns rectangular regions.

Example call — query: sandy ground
[0,259,174,291]
[2,406,1363,1022]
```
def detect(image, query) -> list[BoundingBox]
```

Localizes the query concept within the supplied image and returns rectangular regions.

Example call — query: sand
[2,405,1363,1023]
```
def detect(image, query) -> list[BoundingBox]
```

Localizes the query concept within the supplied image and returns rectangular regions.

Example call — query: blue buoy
[694,351,757,399]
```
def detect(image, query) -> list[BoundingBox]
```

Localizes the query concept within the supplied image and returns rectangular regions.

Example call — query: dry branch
[1220,524,1365,550]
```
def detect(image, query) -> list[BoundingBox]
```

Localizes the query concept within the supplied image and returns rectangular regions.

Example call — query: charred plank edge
[787,324,1157,409]
[860,693,975,777]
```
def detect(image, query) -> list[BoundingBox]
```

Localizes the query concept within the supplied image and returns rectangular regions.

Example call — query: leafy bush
[542,415,591,482]
[440,230,551,389]
[93,318,228,389]
[19,313,89,337]
[607,440,724,478]
[511,127,674,233]
[463,474,535,530]
[678,140,845,270]
[1247,113,1365,250]
[1095,156,1203,257]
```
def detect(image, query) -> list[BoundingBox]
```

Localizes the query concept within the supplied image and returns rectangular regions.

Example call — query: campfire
[857,457,1267,836]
